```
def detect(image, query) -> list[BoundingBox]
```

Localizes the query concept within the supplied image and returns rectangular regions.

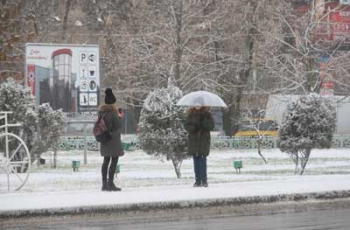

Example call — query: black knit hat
[105,88,116,104]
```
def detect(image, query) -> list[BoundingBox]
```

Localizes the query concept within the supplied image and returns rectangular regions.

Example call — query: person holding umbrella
[184,106,215,187]
[178,90,226,187]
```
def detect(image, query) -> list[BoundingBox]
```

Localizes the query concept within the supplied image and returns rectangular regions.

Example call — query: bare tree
[239,109,270,163]
[4,0,350,136]
[202,0,291,136]
[0,0,36,82]
[216,1,350,136]
[257,1,350,97]
[94,1,230,124]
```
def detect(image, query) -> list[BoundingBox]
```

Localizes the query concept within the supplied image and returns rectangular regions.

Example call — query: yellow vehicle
[233,119,279,137]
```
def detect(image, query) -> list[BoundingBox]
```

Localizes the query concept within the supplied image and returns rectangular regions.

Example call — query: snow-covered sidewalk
[1,149,350,217]
[1,175,350,215]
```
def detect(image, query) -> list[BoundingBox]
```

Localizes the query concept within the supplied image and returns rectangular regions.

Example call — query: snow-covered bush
[0,78,64,165]
[278,94,336,175]
[38,103,64,147]
[138,79,188,178]
[36,103,64,166]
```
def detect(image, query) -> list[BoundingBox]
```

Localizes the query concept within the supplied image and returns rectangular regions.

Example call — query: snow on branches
[138,81,188,178]
[278,94,336,175]
[0,78,64,164]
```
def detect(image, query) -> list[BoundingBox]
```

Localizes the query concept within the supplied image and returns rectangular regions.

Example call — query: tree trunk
[53,144,57,169]
[229,23,255,136]
[257,137,267,163]
[223,105,233,136]
[171,158,182,179]
[232,90,243,135]
[294,153,299,174]
[173,1,183,84]
[62,0,72,41]
[300,149,311,175]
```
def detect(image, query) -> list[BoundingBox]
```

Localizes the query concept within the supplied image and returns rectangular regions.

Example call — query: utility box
[72,160,80,171]
[233,160,243,174]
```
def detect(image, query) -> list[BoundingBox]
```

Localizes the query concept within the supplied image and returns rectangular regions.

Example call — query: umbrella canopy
[177,91,227,108]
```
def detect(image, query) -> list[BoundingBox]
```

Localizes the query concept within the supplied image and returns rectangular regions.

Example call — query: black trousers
[101,156,119,181]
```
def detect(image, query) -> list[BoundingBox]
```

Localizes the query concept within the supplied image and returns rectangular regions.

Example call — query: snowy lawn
[1,148,350,194]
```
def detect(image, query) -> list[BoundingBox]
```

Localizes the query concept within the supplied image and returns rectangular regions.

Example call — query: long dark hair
[188,107,197,115]
[188,106,210,115]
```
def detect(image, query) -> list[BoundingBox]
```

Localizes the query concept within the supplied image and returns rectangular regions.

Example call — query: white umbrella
[177,91,227,108]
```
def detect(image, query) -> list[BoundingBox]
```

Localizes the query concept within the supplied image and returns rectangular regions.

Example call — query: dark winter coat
[184,109,215,156]
[98,104,124,157]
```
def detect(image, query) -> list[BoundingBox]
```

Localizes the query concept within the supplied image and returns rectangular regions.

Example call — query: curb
[1,190,350,219]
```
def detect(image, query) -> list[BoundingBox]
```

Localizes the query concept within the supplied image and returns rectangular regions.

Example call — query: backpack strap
[98,112,109,131]
[98,111,107,121]
[101,112,107,120]
[98,111,118,132]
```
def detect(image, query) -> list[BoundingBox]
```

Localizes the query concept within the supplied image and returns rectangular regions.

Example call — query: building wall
[266,94,350,134]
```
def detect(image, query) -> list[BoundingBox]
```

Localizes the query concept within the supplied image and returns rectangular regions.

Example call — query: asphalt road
[2,200,350,230]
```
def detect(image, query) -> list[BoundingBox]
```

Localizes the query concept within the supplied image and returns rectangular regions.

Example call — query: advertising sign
[319,55,335,97]
[340,0,350,5]
[329,6,350,42]
[293,2,350,46]
[25,43,100,113]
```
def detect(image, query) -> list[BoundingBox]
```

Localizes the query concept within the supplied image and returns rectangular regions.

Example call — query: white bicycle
[0,111,30,192]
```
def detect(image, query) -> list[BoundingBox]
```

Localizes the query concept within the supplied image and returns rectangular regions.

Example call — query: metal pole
[5,113,9,191]
[37,123,41,167]
[83,123,87,165]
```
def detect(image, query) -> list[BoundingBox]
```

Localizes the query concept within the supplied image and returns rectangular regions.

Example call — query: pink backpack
[93,113,112,143]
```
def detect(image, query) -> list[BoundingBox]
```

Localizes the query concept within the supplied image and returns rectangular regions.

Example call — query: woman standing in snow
[184,106,214,187]
[98,88,124,191]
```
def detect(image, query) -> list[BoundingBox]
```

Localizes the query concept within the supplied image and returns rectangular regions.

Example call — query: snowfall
[1,146,350,215]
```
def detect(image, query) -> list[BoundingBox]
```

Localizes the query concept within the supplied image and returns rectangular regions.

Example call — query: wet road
[2,207,350,230]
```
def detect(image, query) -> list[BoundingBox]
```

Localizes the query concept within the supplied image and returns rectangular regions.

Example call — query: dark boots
[102,179,121,192]
[107,180,121,191]
[102,179,108,191]
[193,179,208,187]
[193,179,201,187]
[201,179,208,187]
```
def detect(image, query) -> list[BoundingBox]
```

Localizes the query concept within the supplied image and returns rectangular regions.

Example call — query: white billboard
[340,0,350,5]
[25,43,100,113]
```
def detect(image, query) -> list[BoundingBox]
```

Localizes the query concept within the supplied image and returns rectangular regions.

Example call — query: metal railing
[57,134,350,151]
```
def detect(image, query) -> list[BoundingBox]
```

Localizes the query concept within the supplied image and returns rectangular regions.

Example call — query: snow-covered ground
[2,148,350,193]
[1,148,350,213]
